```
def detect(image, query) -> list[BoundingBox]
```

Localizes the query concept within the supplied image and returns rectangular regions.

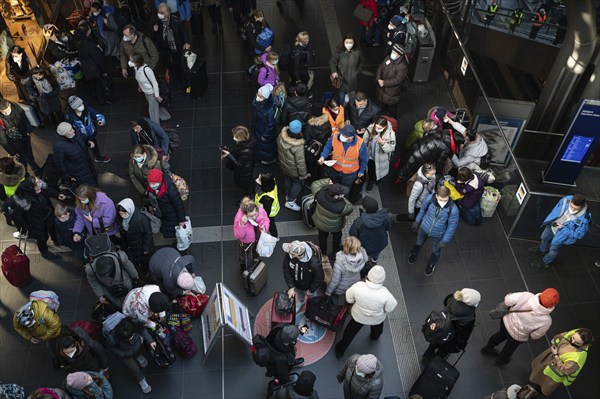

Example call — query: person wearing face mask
[119,24,159,78]
[72,185,119,245]
[401,163,437,221]
[349,196,391,266]
[529,328,594,396]
[25,66,63,125]
[258,51,281,87]
[117,198,155,270]
[244,10,274,55]
[265,325,305,385]
[282,83,311,127]
[529,194,591,269]
[454,167,484,226]
[450,127,489,173]
[337,354,383,399]
[52,326,109,376]
[54,203,86,265]
[254,173,280,237]
[128,144,164,202]
[363,116,396,191]
[282,240,324,311]
[323,97,345,134]
[8,177,64,260]
[129,116,170,159]
[405,118,436,149]
[45,29,78,64]
[277,119,308,212]
[152,3,191,84]
[0,99,42,175]
[253,83,278,164]
[408,186,459,276]
[5,46,31,102]
[318,125,368,190]
[222,125,257,196]
[13,299,62,344]
[65,96,110,163]
[288,31,315,86]
[53,122,99,187]
[122,285,171,331]
[233,197,270,270]
[130,53,172,125]
[144,169,186,239]
[343,91,381,138]
[149,247,197,298]
[65,371,113,399]
[329,35,364,105]
[88,1,121,60]
[375,43,408,112]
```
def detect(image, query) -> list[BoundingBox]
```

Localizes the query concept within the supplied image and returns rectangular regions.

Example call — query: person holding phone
[72,185,118,244]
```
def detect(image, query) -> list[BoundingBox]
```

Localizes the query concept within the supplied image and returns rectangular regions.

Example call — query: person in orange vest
[318,124,368,189]
[529,8,547,39]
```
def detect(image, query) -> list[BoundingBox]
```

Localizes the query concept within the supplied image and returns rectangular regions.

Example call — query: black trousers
[268,216,278,238]
[7,136,41,174]
[485,320,523,361]
[318,229,342,258]
[335,317,384,355]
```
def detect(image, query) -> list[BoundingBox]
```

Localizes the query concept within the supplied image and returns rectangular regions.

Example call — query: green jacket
[329,49,364,93]
[277,127,307,179]
[311,179,353,232]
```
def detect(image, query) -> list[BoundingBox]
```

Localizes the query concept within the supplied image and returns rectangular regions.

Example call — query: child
[54,203,86,265]
[254,173,280,237]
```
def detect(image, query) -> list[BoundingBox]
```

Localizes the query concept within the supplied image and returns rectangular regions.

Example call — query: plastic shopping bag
[175,216,193,251]
[256,232,279,257]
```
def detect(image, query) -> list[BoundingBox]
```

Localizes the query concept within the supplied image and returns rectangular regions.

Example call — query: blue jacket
[54,210,86,250]
[65,105,105,138]
[349,209,391,255]
[320,132,368,174]
[542,195,591,245]
[252,95,277,162]
[416,194,459,243]
[53,132,98,186]
[129,117,170,154]
[66,370,113,398]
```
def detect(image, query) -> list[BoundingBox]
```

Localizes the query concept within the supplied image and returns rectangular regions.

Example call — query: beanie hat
[258,83,273,99]
[367,265,386,284]
[294,371,316,396]
[327,183,348,197]
[95,255,115,277]
[68,96,84,110]
[148,292,170,313]
[177,271,195,290]
[455,288,481,307]
[362,196,378,213]
[356,354,378,374]
[392,44,405,55]
[289,120,302,135]
[280,325,299,344]
[390,15,403,27]
[282,240,306,257]
[539,288,560,308]
[340,124,356,137]
[66,372,92,389]
[147,169,163,183]
[56,122,72,136]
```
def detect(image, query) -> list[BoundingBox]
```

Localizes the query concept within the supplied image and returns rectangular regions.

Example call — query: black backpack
[251,334,272,367]
[275,291,294,317]
[92,253,129,297]
[278,44,293,71]
[422,309,455,345]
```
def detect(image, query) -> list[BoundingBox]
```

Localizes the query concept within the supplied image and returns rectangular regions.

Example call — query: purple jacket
[258,53,279,86]
[74,192,118,236]
[455,174,484,209]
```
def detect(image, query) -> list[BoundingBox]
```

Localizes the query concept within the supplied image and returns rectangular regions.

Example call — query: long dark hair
[336,34,358,53]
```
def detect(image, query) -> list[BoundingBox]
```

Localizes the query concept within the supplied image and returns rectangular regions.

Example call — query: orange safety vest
[331,133,363,173]
[533,13,547,27]
[323,106,345,134]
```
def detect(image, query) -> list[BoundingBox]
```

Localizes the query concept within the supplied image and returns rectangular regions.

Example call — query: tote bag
[256,232,279,257]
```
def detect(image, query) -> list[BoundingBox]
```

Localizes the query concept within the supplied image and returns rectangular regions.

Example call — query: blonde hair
[54,203,69,218]
[295,31,309,45]
[343,236,361,255]
[266,51,280,73]
[232,126,249,142]
[422,119,436,132]
[240,197,258,214]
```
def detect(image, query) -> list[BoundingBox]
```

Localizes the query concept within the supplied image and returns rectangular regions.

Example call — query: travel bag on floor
[2,231,31,287]
[171,326,198,358]
[17,102,41,127]
[271,291,296,326]
[177,293,209,318]
[305,295,347,332]
[242,259,268,295]
[146,329,176,368]
[409,351,464,398]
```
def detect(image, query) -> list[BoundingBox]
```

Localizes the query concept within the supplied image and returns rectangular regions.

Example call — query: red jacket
[357,0,378,27]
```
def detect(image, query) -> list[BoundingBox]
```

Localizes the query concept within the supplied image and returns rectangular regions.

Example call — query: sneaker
[285,201,301,212]
[595,261,600,268]
[480,346,499,357]
[261,159,277,165]
[95,156,111,163]
[13,231,26,239]
[293,357,305,366]
[139,378,152,394]
[136,355,148,367]
[407,252,417,265]
[424,263,436,276]
[530,260,551,269]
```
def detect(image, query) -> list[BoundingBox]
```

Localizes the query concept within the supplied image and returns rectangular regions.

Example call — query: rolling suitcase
[409,351,464,398]
[271,291,296,326]
[183,58,208,99]
[241,243,267,295]
[301,194,316,229]
[1,231,31,287]
[17,102,41,127]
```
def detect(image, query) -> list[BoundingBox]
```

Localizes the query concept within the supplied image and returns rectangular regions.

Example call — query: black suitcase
[301,194,316,229]
[304,296,348,332]
[183,59,208,99]
[409,351,464,398]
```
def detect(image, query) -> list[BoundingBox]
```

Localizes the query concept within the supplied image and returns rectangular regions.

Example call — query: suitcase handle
[447,349,465,367]
[18,229,28,255]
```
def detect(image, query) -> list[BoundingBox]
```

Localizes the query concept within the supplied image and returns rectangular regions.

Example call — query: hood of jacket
[337,247,368,273]
[466,174,483,190]
[142,145,160,169]
[0,161,26,186]
[361,209,389,229]
[279,127,305,148]
[463,136,488,157]
[416,166,435,183]
[528,293,555,315]
[287,95,310,110]
[446,296,476,325]
[308,113,329,127]
[117,198,135,215]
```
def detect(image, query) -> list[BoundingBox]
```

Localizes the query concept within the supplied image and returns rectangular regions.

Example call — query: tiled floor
[1,1,599,398]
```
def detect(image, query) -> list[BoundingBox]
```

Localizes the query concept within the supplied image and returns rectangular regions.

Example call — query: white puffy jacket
[345,280,397,325]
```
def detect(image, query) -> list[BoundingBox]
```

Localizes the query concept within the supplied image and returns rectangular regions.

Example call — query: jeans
[539,225,562,265]
[411,228,442,266]
[460,202,482,226]
[284,176,303,203]
[335,317,384,355]
[339,90,348,106]
[485,320,523,362]
[328,168,357,191]
[119,354,145,382]
[318,229,342,258]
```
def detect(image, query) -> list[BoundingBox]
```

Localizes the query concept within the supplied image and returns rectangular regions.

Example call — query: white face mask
[438,199,449,207]
[330,108,339,114]
[76,105,85,112]
[128,60,136,68]
[255,95,263,102]
[157,13,165,20]
[344,43,354,51]
[339,135,350,143]
[12,54,22,62]
[64,347,77,358]
[123,35,131,42]
[375,127,385,133]
[149,183,161,190]
[390,52,400,61]
[1,106,12,116]
[271,59,279,65]
[568,207,579,214]
[92,11,100,16]
[356,370,366,378]
[388,24,395,30]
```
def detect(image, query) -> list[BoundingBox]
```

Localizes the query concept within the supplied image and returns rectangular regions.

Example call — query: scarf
[147,180,168,198]
[162,20,177,51]
[33,77,53,94]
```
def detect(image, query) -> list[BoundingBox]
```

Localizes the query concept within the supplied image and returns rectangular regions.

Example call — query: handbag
[489,302,532,320]
[256,232,279,257]
[305,296,347,332]
[140,207,162,234]
[330,74,342,90]
[192,276,206,294]
[177,293,209,318]
[171,326,198,358]
[353,3,374,23]
[175,216,193,251]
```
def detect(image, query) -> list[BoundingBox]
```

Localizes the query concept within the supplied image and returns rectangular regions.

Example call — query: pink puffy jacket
[502,292,554,342]
[233,207,270,244]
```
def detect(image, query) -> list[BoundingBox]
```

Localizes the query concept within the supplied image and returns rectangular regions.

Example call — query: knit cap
[282,241,305,257]
[539,288,560,308]
[258,83,273,99]
[177,271,195,290]
[280,325,299,344]
[68,95,84,110]
[367,265,386,284]
[362,196,378,213]
[56,122,72,136]
[456,288,481,307]
[147,169,163,183]
[327,183,348,197]
[392,44,405,55]
[294,371,316,396]
[340,124,356,137]
[66,372,92,389]
[356,354,378,374]
[289,120,302,135]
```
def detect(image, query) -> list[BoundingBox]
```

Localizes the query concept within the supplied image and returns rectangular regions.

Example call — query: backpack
[164,127,182,152]
[248,55,269,83]
[142,66,172,109]
[275,290,294,317]
[92,253,129,297]
[256,27,274,51]
[84,232,115,261]
[278,44,293,71]
[29,290,60,312]
[251,333,272,366]
[170,173,189,201]
[171,327,198,358]
[102,311,127,338]
[422,309,455,345]
[480,152,492,169]
[140,207,162,234]
[382,115,399,133]
[70,320,101,341]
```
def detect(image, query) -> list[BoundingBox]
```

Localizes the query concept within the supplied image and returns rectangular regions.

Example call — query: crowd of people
[0,1,594,398]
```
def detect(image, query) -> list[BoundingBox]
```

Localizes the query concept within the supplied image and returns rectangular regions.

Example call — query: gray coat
[84,251,138,307]
[364,122,396,180]
[329,49,364,93]
[148,247,195,297]
[407,167,437,214]
[326,248,367,296]
[337,354,384,399]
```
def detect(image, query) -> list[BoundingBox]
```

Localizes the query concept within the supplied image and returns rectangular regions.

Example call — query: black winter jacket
[226,137,257,189]
[52,326,109,372]
[282,95,312,126]
[252,96,277,162]
[0,101,32,152]
[266,326,297,384]
[147,176,185,238]
[282,243,324,292]
[289,43,315,81]
[105,321,153,358]
[10,185,59,241]
[304,114,332,146]
[344,99,381,131]
[53,132,98,186]
[119,210,154,268]
[152,15,190,52]
[75,31,107,76]
[435,294,476,353]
